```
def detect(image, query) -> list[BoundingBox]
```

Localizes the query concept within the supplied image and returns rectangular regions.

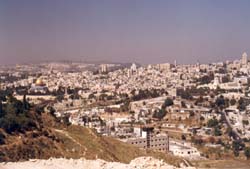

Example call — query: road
[221,111,242,141]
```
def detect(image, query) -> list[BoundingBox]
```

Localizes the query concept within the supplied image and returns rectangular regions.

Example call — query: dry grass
[0,123,182,166]
[192,159,250,169]
[60,125,183,166]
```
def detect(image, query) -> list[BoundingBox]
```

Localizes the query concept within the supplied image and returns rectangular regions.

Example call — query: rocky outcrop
[0,157,196,169]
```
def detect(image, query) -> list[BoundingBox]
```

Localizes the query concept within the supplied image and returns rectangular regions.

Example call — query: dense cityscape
[1,52,250,168]
[2,0,250,168]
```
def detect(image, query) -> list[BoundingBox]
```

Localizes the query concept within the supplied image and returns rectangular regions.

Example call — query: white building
[241,52,248,65]
[131,63,137,72]
[169,140,200,159]
[100,64,108,73]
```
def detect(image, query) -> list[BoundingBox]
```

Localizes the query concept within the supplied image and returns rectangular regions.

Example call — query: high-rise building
[241,52,248,65]
[100,64,108,73]
[131,63,137,72]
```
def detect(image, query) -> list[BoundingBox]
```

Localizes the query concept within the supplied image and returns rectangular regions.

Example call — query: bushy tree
[162,98,173,109]
[207,118,219,128]
[230,98,237,106]
[0,94,34,134]
[215,95,225,108]
[238,97,247,111]
[214,126,222,136]
[243,120,249,126]
[0,112,33,133]
[153,109,167,120]
[232,140,245,153]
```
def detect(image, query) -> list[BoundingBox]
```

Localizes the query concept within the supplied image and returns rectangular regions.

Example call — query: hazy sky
[1,0,250,65]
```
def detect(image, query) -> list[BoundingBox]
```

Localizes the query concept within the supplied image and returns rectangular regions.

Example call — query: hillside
[0,96,182,166]
[0,122,182,166]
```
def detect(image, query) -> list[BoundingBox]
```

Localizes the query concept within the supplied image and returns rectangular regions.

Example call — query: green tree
[207,118,219,128]
[0,94,34,134]
[232,140,245,152]
[214,126,222,136]
[215,95,225,108]
[244,147,250,159]
[162,98,173,109]
[238,97,247,111]
[243,120,249,126]
[22,94,30,110]
[230,98,237,106]
[153,109,167,120]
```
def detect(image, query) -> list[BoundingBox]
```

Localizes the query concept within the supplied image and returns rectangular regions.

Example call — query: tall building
[131,63,137,72]
[100,64,108,73]
[126,127,169,153]
[213,76,220,86]
[241,52,248,65]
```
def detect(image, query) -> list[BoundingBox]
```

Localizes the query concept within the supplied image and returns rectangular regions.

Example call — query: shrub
[207,118,219,128]
[153,109,167,120]
[244,147,250,159]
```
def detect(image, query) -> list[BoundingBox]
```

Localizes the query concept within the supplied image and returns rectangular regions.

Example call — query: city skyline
[1,0,250,65]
